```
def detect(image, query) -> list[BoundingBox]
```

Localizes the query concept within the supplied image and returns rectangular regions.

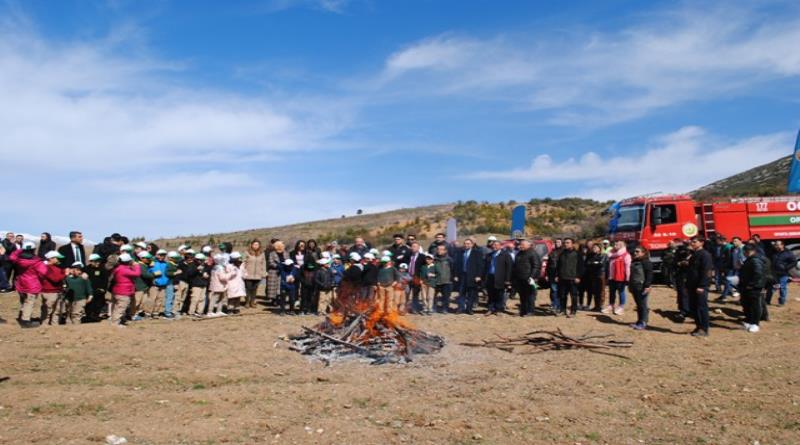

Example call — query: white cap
[317,258,331,265]
[137,251,153,259]
[71,261,84,267]
[399,263,409,269]
[195,253,207,260]
[178,244,188,251]
[121,244,133,252]
[321,251,331,259]
[119,253,133,262]
[89,253,102,262]
[283,259,294,266]
[202,246,212,253]
[333,254,341,259]
[349,252,361,262]
[382,250,392,257]
[380,256,391,263]
[364,253,375,260]
[167,251,181,259]
[45,250,64,260]
[213,254,225,264]
[487,236,497,241]
[424,252,434,258]
[135,242,147,249]
[369,248,379,255]
[185,249,196,255]
[230,252,242,260]
[156,249,167,255]
[22,241,36,251]
[603,239,610,244]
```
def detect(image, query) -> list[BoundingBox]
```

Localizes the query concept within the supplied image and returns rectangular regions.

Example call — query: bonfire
[288,283,445,365]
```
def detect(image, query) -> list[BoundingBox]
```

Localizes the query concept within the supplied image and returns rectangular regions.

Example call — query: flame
[328,311,345,327]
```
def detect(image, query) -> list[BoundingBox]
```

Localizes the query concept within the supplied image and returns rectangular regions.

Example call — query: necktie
[409,254,416,276]
[75,245,81,264]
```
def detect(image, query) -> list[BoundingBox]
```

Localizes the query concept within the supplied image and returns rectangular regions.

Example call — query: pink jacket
[226,264,246,298]
[209,265,232,293]
[9,249,47,294]
[111,263,142,297]
[608,247,631,282]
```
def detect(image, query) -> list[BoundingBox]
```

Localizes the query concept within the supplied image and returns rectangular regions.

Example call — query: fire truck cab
[609,194,800,273]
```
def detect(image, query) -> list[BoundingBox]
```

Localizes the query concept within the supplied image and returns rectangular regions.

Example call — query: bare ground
[0,286,798,445]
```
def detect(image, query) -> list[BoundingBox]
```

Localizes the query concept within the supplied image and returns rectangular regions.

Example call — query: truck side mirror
[652,207,663,226]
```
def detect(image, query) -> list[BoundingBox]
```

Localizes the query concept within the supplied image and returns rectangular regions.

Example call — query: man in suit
[484,240,513,315]
[1,232,16,289]
[406,242,426,313]
[455,238,484,314]
[58,231,87,269]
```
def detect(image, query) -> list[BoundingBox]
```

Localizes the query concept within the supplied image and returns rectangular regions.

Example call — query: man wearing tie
[58,231,87,269]
[455,239,484,314]
[406,242,426,313]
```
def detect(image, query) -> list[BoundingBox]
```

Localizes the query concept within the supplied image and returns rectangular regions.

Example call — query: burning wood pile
[288,284,445,365]
[461,329,633,357]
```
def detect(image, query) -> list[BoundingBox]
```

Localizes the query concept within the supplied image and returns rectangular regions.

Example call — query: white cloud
[0,20,352,171]
[468,126,794,200]
[381,4,800,125]
[261,0,351,14]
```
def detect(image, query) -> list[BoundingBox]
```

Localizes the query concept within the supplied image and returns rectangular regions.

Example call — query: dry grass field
[0,286,798,445]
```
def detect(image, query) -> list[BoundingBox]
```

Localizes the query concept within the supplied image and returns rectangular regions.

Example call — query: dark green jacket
[65,275,93,301]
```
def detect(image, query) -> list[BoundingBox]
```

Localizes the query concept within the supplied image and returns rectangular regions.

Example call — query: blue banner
[607,201,621,234]
[789,129,800,193]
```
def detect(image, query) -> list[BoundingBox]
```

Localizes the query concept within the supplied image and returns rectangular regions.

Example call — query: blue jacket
[149,260,170,287]
[280,264,299,293]
[331,262,344,286]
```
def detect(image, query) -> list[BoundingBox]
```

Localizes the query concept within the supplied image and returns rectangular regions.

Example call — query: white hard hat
[230,252,242,260]
[119,253,133,263]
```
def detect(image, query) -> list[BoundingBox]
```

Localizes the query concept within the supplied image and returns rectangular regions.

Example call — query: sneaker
[747,324,760,333]
[732,291,740,298]
[742,322,751,330]
[131,315,143,321]
[691,329,708,337]
[629,323,640,329]
[613,306,624,316]
[634,323,647,330]
[601,306,613,314]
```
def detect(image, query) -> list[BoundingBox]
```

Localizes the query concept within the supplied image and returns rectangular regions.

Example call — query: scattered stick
[461,329,633,357]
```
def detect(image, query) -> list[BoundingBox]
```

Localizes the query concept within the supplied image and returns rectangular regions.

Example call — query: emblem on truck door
[682,222,698,237]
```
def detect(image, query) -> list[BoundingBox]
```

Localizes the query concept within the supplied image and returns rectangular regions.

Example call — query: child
[41,251,67,326]
[109,253,142,326]
[146,249,170,318]
[8,242,48,328]
[330,255,344,308]
[376,256,401,313]
[278,259,299,315]
[185,253,210,317]
[163,251,182,318]
[361,253,378,301]
[65,262,93,324]
[207,254,230,317]
[420,253,438,314]
[130,251,155,321]
[226,252,247,314]
[314,258,335,314]
[84,253,109,322]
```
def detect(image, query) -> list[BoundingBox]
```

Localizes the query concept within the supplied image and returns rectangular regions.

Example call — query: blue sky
[2,0,800,240]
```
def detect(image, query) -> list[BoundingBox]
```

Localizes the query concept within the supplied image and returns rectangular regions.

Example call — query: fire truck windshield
[616,205,644,231]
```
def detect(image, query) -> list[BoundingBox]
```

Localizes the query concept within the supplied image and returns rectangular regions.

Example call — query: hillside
[691,155,791,199]
[157,157,798,249]
[156,198,612,249]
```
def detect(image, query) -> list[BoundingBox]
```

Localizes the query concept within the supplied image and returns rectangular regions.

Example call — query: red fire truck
[609,194,800,272]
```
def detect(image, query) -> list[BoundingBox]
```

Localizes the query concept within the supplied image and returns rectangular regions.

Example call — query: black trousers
[514,278,536,316]
[558,279,578,314]
[301,283,317,313]
[631,286,649,325]
[675,272,691,316]
[741,288,763,325]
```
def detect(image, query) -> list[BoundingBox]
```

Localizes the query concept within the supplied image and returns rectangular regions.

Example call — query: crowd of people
[0,229,791,336]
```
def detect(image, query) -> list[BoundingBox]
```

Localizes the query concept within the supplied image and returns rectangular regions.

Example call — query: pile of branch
[288,311,445,365]
[461,329,633,357]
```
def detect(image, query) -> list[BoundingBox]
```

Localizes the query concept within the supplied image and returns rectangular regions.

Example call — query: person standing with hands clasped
[738,243,766,333]
[629,247,653,330]
[64,263,93,324]
[687,236,713,337]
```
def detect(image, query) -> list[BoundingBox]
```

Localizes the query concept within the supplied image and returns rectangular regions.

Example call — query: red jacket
[110,263,141,297]
[41,264,66,293]
[9,250,48,294]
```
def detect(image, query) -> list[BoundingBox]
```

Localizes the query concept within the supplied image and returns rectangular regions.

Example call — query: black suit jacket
[456,248,485,287]
[485,250,513,289]
[58,243,87,268]
[406,251,426,279]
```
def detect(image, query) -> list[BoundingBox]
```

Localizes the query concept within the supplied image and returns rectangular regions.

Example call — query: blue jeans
[164,284,175,315]
[720,271,738,299]
[0,267,9,290]
[608,281,627,306]
[549,281,559,311]
[766,275,789,305]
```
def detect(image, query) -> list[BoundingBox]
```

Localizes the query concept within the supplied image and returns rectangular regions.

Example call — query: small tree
[356,209,363,215]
